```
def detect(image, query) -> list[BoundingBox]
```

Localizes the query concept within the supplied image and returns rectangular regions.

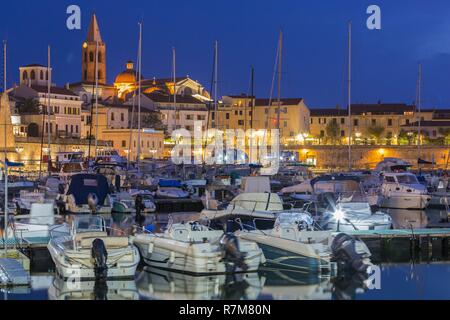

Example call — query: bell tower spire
[82,14,106,84]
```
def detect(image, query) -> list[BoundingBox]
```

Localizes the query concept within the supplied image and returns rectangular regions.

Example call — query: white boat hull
[379,194,430,210]
[133,234,264,275]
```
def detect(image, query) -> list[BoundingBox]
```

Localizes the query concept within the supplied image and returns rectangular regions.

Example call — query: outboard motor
[135,195,145,226]
[87,193,99,214]
[331,233,372,274]
[219,233,248,272]
[91,238,108,280]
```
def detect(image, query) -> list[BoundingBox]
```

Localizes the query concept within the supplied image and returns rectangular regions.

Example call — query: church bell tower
[82,14,106,84]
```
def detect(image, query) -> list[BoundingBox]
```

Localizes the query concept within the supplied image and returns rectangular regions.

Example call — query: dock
[0,249,31,287]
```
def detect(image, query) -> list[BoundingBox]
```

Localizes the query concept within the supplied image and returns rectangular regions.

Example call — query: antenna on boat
[2,40,6,164]
[94,38,99,159]
[137,21,143,172]
[173,47,178,130]
[347,21,352,172]
[47,45,52,175]
[416,63,422,164]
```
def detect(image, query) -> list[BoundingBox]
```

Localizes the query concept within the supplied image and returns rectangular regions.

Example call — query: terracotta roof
[254,98,304,106]
[403,121,450,127]
[30,85,78,97]
[310,108,347,116]
[144,92,205,104]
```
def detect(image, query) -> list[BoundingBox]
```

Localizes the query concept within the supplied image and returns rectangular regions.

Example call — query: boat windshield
[75,217,105,233]
[397,174,419,184]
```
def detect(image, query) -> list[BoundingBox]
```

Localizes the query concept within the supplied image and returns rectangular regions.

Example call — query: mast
[276,30,283,132]
[416,63,422,160]
[3,41,6,163]
[47,46,52,172]
[202,42,217,165]
[213,41,218,129]
[173,47,178,131]
[94,39,99,158]
[249,66,255,163]
[347,21,352,172]
[137,22,143,171]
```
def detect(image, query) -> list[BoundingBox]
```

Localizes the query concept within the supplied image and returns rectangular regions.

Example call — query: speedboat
[308,175,392,231]
[155,179,190,199]
[8,203,69,239]
[379,172,431,210]
[200,193,287,231]
[132,220,265,275]
[237,212,372,274]
[112,191,136,214]
[13,190,47,214]
[57,174,113,214]
[47,216,140,280]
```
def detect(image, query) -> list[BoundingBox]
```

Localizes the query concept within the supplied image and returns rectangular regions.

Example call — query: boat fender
[91,238,108,280]
[169,251,176,264]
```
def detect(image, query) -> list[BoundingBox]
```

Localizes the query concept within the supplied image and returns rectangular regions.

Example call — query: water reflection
[136,267,262,300]
[387,209,429,229]
[48,277,139,300]
[258,269,334,300]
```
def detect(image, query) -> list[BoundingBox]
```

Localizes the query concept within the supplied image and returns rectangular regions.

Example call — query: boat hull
[133,235,264,275]
[379,194,430,210]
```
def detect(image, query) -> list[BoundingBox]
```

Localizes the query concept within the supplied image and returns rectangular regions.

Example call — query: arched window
[84,70,87,81]
[89,52,94,62]
[23,71,28,80]
[27,123,39,137]
[46,71,48,80]
[82,94,88,103]
[184,87,193,96]
[84,51,87,63]
[30,70,36,80]
[98,52,102,63]
[98,70,102,80]
[40,70,44,80]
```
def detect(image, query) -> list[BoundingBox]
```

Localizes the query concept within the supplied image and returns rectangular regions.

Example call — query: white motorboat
[58,173,113,214]
[379,172,431,210]
[200,192,287,231]
[155,179,190,199]
[309,175,392,231]
[132,220,265,275]
[8,203,69,239]
[237,212,372,274]
[13,190,47,214]
[47,216,140,280]
[136,267,262,300]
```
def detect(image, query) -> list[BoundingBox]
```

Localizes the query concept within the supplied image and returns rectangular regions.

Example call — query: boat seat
[79,236,129,249]
[74,232,108,242]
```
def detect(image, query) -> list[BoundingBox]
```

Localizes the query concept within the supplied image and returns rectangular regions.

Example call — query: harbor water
[2,208,450,300]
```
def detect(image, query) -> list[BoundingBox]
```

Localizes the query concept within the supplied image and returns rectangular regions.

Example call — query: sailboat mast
[47,46,52,171]
[249,66,254,163]
[277,30,283,131]
[417,63,422,160]
[137,22,143,170]
[3,41,6,163]
[94,39,99,158]
[173,47,177,130]
[347,21,352,172]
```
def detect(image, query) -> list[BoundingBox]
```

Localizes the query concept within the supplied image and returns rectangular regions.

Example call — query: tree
[16,98,41,114]
[325,121,340,145]
[439,128,450,145]
[132,111,167,132]
[367,125,385,144]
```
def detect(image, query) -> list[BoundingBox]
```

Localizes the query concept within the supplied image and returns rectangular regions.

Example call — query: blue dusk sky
[1,0,450,108]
